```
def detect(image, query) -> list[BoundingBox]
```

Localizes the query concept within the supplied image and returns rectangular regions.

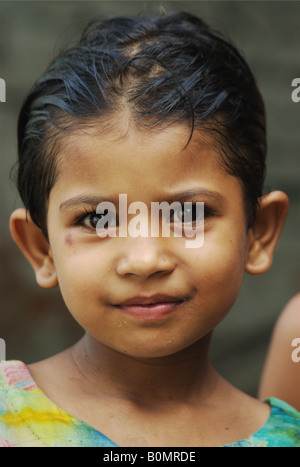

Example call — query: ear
[245,191,289,275]
[10,208,58,288]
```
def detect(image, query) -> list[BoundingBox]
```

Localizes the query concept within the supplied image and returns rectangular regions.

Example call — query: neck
[69,332,219,408]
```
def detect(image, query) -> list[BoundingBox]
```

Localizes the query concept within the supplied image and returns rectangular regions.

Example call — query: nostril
[116,254,176,279]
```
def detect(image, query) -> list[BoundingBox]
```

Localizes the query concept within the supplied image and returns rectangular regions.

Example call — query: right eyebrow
[59,195,120,211]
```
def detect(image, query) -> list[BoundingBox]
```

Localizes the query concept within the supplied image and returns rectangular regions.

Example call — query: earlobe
[9,208,58,289]
[245,191,289,275]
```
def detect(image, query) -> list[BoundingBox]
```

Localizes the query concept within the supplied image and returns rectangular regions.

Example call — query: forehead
[51,121,243,202]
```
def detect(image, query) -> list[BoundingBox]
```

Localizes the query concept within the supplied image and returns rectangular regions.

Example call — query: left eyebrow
[163,189,225,204]
[59,189,225,211]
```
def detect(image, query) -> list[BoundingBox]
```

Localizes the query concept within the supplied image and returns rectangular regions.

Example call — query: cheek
[188,231,248,308]
[51,244,104,313]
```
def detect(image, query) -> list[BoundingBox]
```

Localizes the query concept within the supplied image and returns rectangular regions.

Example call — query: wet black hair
[15,11,266,237]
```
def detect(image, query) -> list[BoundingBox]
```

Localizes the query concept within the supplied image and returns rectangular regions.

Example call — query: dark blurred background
[0,1,299,397]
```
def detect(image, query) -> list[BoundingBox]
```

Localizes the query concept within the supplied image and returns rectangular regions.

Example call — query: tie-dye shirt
[0,360,299,447]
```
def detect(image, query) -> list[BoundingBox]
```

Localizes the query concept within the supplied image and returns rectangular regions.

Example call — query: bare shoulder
[28,349,71,379]
[258,294,300,410]
[202,376,272,446]
[27,348,75,400]
[225,382,271,422]
[277,294,300,327]
[266,294,300,351]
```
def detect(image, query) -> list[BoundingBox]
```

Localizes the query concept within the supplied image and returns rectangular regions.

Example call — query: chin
[119,340,194,360]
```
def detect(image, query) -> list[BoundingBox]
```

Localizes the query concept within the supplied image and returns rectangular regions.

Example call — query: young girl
[259,294,300,412]
[1,12,299,447]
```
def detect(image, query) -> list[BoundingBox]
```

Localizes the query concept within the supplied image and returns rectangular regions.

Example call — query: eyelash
[72,205,101,233]
[72,203,216,234]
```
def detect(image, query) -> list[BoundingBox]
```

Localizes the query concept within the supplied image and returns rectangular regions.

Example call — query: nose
[116,237,176,279]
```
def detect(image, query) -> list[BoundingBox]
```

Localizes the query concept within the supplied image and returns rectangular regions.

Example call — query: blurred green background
[0,0,300,397]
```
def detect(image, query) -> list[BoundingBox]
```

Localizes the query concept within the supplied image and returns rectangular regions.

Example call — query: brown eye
[81,210,116,230]
[87,214,103,229]
[172,203,204,224]
[80,213,102,229]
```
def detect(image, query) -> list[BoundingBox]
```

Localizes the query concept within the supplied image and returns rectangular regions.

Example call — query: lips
[114,294,188,321]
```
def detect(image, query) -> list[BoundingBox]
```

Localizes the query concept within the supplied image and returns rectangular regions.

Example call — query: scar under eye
[65,233,75,246]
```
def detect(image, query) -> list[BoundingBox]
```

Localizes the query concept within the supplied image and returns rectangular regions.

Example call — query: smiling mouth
[115,294,188,321]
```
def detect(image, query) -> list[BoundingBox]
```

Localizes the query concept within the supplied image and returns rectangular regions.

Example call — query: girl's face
[46,123,250,358]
